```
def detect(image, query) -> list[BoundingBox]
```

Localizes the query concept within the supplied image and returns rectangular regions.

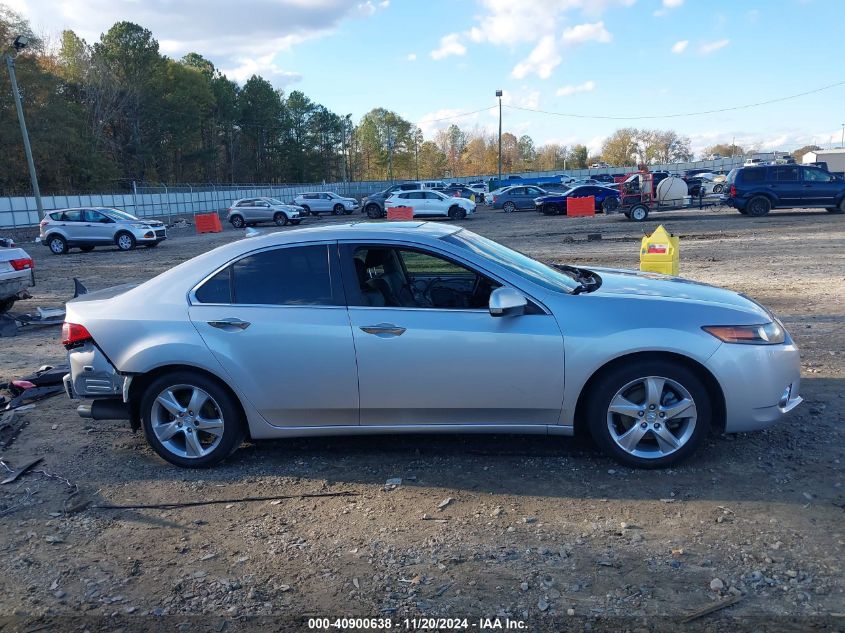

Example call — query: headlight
[702,322,785,345]
[130,223,149,229]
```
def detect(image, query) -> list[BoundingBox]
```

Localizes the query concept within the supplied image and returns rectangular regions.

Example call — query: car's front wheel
[273,212,289,226]
[115,232,136,251]
[140,371,245,468]
[503,201,516,213]
[366,204,384,219]
[448,205,467,220]
[333,204,345,215]
[586,360,711,468]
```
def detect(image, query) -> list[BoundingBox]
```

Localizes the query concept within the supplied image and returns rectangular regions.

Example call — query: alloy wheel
[606,375,697,460]
[150,384,225,459]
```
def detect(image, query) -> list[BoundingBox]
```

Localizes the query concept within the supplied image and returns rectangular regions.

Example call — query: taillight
[729,185,736,197]
[62,322,93,347]
[493,196,498,204]
[10,258,33,271]
[39,219,48,228]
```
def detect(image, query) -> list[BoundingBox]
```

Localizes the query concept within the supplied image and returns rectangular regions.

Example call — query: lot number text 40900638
[307,617,527,630]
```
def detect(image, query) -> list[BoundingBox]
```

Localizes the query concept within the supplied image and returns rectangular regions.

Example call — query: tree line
[1,7,816,196]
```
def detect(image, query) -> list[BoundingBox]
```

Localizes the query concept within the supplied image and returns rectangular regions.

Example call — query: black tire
[300,205,312,216]
[230,215,245,229]
[503,201,516,213]
[80,245,95,252]
[47,234,68,255]
[273,212,289,227]
[448,205,467,220]
[746,196,771,217]
[712,184,724,194]
[115,231,136,251]
[333,204,345,215]
[290,219,302,226]
[586,359,712,469]
[629,204,649,221]
[366,204,384,219]
[140,370,245,468]
[601,197,619,214]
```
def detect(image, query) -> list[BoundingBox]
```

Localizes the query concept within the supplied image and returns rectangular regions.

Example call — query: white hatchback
[385,190,476,219]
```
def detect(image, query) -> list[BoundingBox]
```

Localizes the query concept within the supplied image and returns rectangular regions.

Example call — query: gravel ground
[0,205,842,632]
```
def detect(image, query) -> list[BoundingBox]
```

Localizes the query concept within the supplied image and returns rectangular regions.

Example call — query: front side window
[803,168,832,182]
[350,246,499,309]
[194,245,336,306]
[83,209,110,223]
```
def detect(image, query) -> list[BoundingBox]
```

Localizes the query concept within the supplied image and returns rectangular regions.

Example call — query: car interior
[352,246,499,309]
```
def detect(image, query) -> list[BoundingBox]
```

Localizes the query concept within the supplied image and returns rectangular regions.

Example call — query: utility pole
[386,119,393,181]
[5,36,44,220]
[496,90,503,185]
[841,123,844,148]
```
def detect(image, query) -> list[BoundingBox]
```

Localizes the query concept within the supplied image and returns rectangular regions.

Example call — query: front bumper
[133,226,167,242]
[706,340,802,433]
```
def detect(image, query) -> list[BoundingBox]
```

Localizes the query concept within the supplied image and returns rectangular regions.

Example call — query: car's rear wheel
[366,204,384,219]
[448,205,467,220]
[47,235,68,255]
[586,360,711,468]
[273,212,289,226]
[80,245,95,252]
[140,371,245,468]
[230,215,245,229]
[300,205,312,216]
[746,196,771,217]
[712,184,724,194]
[333,204,345,215]
[116,232,136,251]
[503,201,516,213]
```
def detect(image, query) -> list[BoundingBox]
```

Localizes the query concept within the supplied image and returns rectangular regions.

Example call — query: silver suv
[39,207,167,254]
[226,197,303,228]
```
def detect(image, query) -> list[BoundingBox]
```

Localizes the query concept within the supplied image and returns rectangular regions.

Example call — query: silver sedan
[61,222,802,469]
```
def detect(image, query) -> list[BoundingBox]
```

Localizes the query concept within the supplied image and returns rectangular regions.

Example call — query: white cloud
[663,0,684,7]
[700,39,730,54]
[430,33,466,60]
[512,35,561,79]
[561,21,612,44]
[555,80,596,97]
[671,40,689,54]
[406,53,417,61]
[10,0,383,88]
[379,0,390,6]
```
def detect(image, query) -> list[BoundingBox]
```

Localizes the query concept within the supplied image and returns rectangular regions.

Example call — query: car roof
[251,222,460,245]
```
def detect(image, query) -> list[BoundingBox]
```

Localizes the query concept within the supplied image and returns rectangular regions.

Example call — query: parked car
[723,165,845,216]
[591,174,616,184]
[441,185,481,201]
[384,190,475,219]
[293,192,358,215]
[490,185,550,212]
[534,185,621,215]
[361,183,423,218]
[227,198,303,229]
[589,162,609,169]
[39,207,167,255]
[743,158,765,167]
[467,181,489,193]
[62,222,802,469]
[0,240,34,312]
[567,179,600,189]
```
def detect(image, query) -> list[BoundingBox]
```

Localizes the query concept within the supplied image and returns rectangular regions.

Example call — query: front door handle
[360,323,406,337]
[208,318,251,331]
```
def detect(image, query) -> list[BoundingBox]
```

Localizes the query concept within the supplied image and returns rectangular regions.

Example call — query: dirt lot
[0,205,843,632]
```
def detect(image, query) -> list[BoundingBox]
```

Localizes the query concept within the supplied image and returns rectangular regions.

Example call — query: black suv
[361,183,420,218]
[723,164,845,216]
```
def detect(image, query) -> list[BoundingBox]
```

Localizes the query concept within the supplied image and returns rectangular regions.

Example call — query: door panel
[348,308,565,426]
[82,210,115,243]
[802,168,839,205]
[770,166,802,205]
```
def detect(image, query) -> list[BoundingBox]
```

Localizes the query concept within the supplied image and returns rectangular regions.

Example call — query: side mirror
[489,287,528,317]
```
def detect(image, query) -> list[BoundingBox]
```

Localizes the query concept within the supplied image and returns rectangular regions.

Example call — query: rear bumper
[706,340,802,433]
[0,270,34,300]
[65,341,124,399]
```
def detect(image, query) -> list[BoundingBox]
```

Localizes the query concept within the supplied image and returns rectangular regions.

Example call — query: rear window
[194,245,336,306]
[739,168,767,183]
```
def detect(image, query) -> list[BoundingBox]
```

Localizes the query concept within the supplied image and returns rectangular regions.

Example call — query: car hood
[588,267,771,317]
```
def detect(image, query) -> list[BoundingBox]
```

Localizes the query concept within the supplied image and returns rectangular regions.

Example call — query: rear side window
[773,166,800,181]
[739,168,767,183]
[62,210,83,222]
[236,200,253,207]
[194,245,336,306]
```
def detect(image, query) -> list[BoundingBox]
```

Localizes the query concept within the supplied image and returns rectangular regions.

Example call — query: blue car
[490,185,552,212]
[723,165,845,216]
[534,185,621,215]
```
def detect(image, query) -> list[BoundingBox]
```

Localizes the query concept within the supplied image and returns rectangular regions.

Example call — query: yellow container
[640,224,679,276]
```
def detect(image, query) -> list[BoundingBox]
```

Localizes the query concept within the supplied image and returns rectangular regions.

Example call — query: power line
[502,80,845,121]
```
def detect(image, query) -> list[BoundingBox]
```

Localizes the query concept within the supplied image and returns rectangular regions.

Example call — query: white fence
[0,154,759,229]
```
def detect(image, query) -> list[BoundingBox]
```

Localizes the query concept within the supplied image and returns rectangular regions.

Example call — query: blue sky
[12,0,845,156]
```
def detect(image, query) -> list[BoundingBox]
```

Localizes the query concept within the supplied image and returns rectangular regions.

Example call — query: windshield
[443,230,580,293]
[104,209,139,221]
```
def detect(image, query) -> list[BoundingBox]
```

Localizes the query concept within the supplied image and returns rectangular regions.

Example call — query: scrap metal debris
[682,594,744,623]
[0,456,44,484]
[90,490,359,512]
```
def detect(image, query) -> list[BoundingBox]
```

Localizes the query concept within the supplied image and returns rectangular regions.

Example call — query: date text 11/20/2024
[307,617,527,630]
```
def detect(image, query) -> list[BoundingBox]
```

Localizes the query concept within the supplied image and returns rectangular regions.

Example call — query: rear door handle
[208,318,251,331]
[360,323,406,337]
